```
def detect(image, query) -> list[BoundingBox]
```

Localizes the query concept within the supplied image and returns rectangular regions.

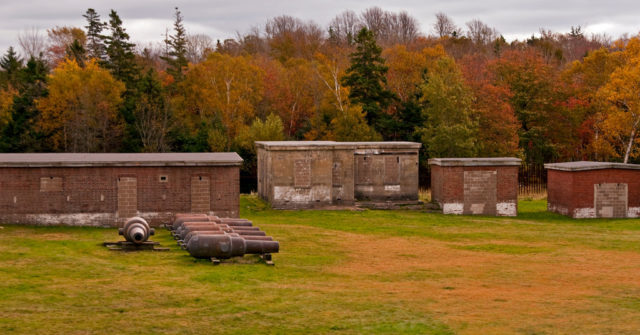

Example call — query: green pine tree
[0,47,23,87]
[161,7,189,82]
[103,10,138,85]
[341,27,396,137]
[83,8,106,61]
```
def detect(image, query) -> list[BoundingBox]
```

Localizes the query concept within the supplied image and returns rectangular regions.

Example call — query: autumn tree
[563,47,623,160]
[175,53,264,150]
[417,56,477,157]
[490,50,560,163]
[37,59,125,152]
[461,54,519,156]
[0,87,16,129]
[596,38,640,163]
[342,27,395,136]
[259,57,317,137]
[46,26,87,66]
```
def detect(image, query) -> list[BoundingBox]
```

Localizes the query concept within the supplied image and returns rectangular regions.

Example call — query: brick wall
[547,168,640,218]
[0,166,239,226]
[430,165,518,216]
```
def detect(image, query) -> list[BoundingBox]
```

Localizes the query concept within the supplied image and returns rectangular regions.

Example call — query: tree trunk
[623,118,638,163]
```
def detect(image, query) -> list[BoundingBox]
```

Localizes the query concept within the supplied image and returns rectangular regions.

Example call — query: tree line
[0,7,639,183]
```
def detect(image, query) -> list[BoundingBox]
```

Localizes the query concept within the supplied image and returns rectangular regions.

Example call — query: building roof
[0,153,243,167]
[255,141,422,150]
[428,157,521,167]
[544,161,640,171]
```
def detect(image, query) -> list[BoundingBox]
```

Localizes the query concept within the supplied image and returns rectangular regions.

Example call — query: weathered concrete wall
[332,149,355,205]
[353,151,419,202]
[546,162,640,218]
[256,141,421,208]
[0,153,242,226]
[429,158,520,216]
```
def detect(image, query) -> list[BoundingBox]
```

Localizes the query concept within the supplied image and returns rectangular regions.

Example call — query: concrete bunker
[429,158,521,216]
[0,153,242,226]
[256,141,421,208]
[545,161,640,218]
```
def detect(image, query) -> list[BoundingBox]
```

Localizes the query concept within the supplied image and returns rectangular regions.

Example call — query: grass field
[1,196,640,334]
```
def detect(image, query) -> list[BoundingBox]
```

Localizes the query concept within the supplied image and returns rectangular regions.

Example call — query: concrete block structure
[256,141,421,208]
[0,153,242,226]
[545,161,640,218]
[429,158,521,216]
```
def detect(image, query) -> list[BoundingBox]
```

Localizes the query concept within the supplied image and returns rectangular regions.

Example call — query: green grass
[0,195,639,334]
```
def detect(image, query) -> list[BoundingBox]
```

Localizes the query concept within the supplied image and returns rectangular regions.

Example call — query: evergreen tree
[101,10,142,151]
[0,56,49,152]
[341,27,396,136]
[103,10,138,85]
[66,39,87,68]
[161,7,188,82]
[83,8,106,61]
[0,47,23,87]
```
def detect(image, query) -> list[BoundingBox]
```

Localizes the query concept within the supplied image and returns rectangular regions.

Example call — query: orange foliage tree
[37,59,124,152]
[175,52,264,149]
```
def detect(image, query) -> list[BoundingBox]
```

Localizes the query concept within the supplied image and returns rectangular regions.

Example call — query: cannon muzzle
[119,217,154,244]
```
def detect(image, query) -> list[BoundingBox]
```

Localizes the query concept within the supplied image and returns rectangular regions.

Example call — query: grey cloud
[1,0,640,55]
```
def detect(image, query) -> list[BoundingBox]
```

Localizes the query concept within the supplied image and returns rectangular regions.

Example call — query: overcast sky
[1,0,640,56]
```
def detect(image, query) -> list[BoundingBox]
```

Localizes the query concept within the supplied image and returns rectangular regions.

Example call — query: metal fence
[419,163,547,196]
[518,163,547,196]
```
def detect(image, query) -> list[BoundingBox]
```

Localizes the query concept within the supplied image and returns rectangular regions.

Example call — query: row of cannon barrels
[168,213,279,263]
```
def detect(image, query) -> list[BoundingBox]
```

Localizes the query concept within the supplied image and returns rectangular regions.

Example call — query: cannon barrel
[170,215,222,230]
[180,231,273,248]
[176,224,266,240]
[118,217,154,244]
[186,234,279,259]
[179,222,260,231]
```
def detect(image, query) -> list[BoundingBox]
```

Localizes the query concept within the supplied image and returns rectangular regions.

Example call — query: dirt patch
[320,232,640,334]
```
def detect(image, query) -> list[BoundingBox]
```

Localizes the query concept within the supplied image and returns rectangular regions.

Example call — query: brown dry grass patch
[317,232,640,334]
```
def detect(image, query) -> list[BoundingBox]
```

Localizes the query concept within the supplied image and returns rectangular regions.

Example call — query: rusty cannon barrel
[183,231,274,243]
[176,223,265,236]
[176,223,267,240]
[218,218,254,227]
[186,234,279,259]
[118,217,154,244]
[170,215,220,231]
[180,231,274,249]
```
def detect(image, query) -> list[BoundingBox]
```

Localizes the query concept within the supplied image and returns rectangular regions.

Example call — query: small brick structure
[545,161,640,218]
[256,141,421,208]
[429,158,521,216]
[0,153,242,226]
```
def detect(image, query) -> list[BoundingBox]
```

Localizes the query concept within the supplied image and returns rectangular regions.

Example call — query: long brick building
[0,153,242,226]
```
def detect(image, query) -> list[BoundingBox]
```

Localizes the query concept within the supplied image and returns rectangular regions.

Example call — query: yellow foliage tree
[37,59,125,152]
[596,38,640,163]
[0,87,16,129]
[176,53,264,147]
[383,44,446,102]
